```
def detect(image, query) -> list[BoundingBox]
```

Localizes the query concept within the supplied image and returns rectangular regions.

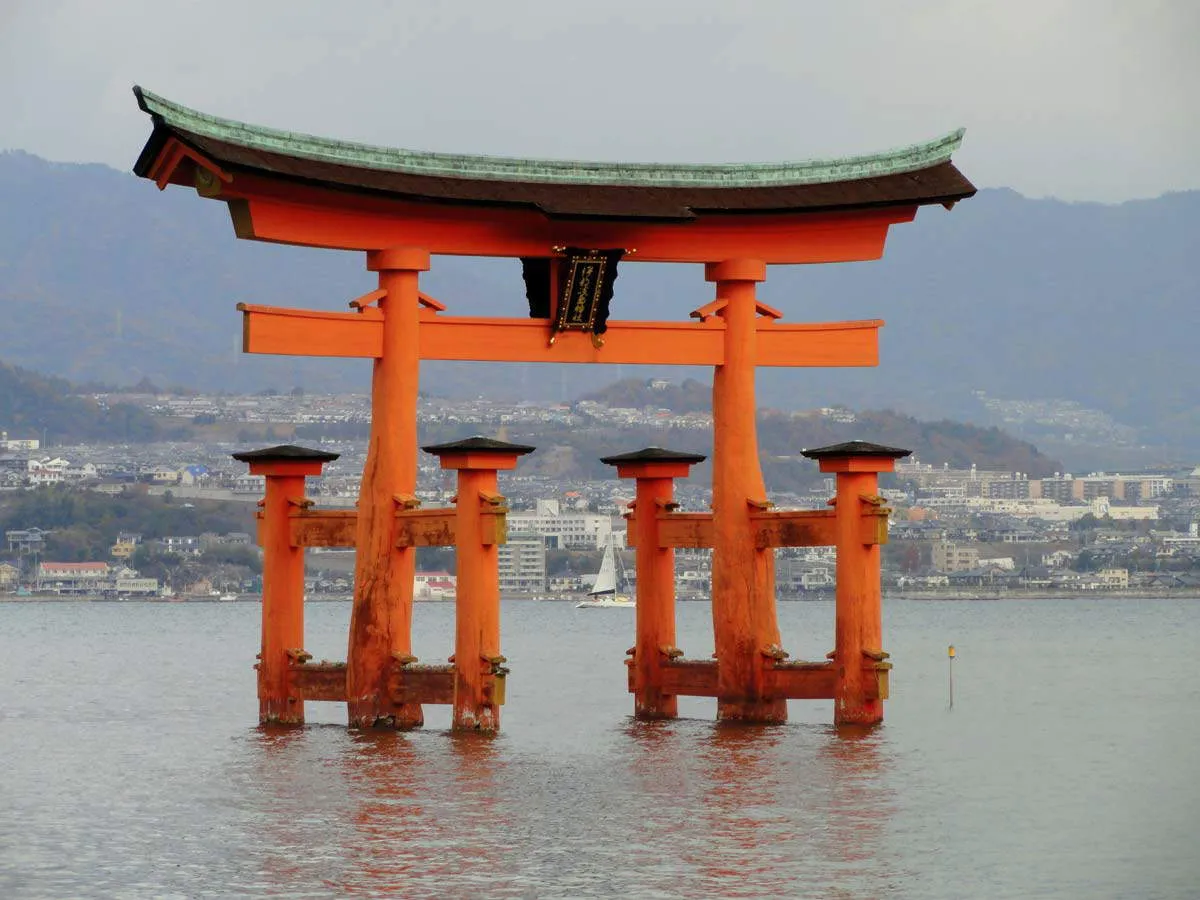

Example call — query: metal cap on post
[422,436,536,471]
[600,446,707,479]
[232,444,340,475]
[801,440,910,473]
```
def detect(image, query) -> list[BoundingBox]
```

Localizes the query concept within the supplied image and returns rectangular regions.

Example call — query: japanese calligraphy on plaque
[551,247,624,347]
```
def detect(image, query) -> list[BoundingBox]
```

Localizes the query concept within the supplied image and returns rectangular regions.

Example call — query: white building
[507,499,617,550]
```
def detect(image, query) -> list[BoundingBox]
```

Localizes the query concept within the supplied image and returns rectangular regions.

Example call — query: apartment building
[499,537,547,594]
[932,542,980,573]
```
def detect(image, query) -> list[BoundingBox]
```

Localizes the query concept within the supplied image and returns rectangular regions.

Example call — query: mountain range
[1,150,1196,466]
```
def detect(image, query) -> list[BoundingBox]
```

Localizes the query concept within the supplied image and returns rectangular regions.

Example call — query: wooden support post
[423,438,534,732]
[706,259,787,723]
[803,441,910,726]
[601,448,706,719]
[347,247,429,729]
[232,445,339,725]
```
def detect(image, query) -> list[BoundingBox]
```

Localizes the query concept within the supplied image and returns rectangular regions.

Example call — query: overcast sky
[2,0,1196,202]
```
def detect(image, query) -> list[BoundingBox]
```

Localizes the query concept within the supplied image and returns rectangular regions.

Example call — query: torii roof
[132,87,975,221]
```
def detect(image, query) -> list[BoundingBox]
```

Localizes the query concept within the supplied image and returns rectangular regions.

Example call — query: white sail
[589,539,618,595]
[576,534,634,608]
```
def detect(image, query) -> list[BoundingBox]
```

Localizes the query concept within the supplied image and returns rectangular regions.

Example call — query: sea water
[1,597,1196,898]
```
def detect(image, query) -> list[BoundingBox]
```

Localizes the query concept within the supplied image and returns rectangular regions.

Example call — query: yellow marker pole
[948,644,956,710]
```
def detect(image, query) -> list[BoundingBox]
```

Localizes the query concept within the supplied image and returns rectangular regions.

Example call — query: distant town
[3,388,1198,601]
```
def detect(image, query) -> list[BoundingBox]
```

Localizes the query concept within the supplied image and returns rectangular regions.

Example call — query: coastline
[4,588,1198,603]
[885,588,1200,601]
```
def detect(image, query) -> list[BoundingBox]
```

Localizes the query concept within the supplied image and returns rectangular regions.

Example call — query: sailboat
[575,535,634,609]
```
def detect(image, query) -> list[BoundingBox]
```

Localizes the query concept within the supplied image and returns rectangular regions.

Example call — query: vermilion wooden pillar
[706,259,787,724]
[348,247,429,729]
[423,437,535,732]
[232,445,339,725]
[803,441,910,725]
[601,447,706,719]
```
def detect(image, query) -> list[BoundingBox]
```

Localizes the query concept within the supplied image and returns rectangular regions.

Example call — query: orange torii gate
[132,87,974,730]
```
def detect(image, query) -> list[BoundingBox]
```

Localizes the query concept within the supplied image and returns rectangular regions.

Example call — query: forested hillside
[579,378,1060,481]
[0,360,164,443]
[0,485,255,561]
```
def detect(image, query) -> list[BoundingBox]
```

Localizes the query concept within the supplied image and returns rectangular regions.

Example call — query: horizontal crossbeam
[238,303,881,367]
[272,507,506,548]
[630,658,884,700]
[393,508,456,548]
[389,663,455,705]
[751,509,837,549]
[284,505,877,550]
[627,507,887,549]
[285,660,502,708]
[227,186,916,263]
[288,661,347,701]
[288,509,357,547]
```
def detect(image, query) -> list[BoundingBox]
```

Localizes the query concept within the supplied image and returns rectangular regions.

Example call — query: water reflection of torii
[132,87,974,729]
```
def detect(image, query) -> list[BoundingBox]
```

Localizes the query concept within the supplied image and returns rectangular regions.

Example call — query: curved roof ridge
[135,86,965,189]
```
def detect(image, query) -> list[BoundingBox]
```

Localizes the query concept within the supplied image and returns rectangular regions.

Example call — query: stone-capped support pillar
[705,259,786,723]
[601,447,706,720]
[232,444,339,725]
[802,440,910,726]
[349,246,430,729]
[423,437,535,732]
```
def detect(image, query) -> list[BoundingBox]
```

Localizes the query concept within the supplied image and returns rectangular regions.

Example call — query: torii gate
[132,87,974,729]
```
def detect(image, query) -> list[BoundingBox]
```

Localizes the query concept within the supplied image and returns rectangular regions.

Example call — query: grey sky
[2,0,1196,202]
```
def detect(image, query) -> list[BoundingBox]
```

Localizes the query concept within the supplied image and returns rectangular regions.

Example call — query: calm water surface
[1,598,1197,899]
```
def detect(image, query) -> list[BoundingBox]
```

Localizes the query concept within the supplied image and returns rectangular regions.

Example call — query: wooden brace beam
[388,663,456,705]
[628,658,885,701]
[287,662,348,701]
[393,508,456,548]
[750,509,838,549]
[287,509,357,548]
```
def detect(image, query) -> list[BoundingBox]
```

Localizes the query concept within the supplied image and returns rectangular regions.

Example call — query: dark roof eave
[131,102,976,221]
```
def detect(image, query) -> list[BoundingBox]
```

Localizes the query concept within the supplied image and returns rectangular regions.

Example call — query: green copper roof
[135,87,965,190]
